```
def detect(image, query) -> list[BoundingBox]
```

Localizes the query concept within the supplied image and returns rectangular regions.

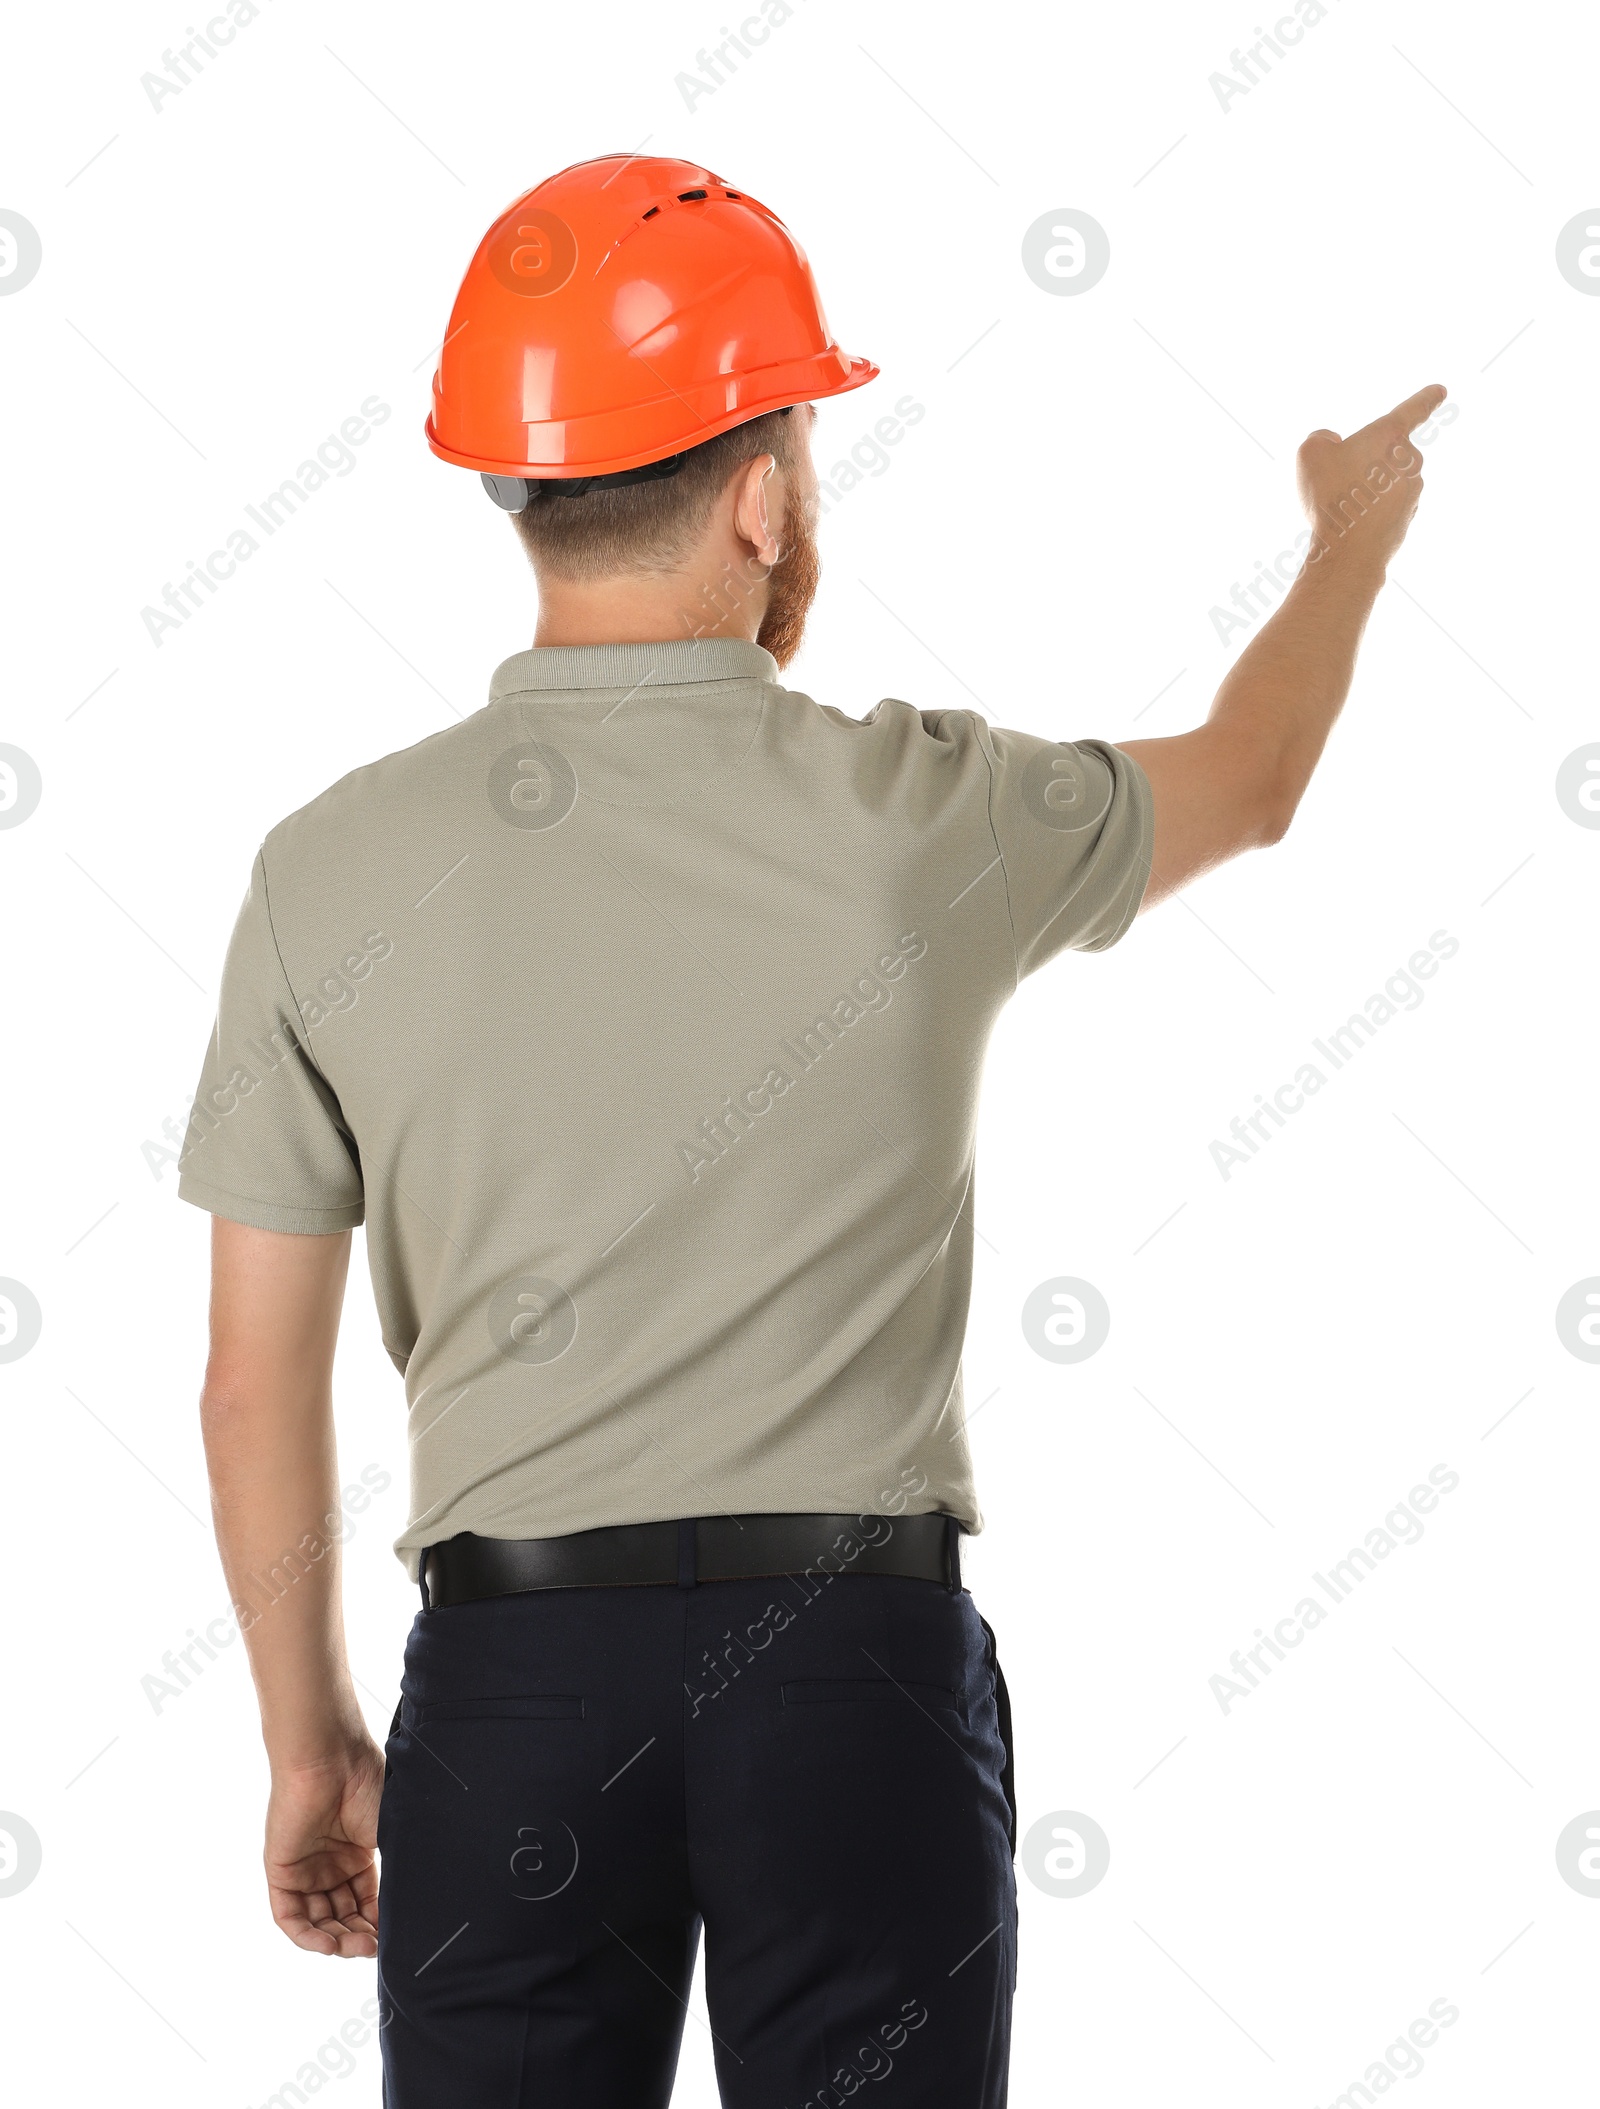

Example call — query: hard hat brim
[426,351,879,482]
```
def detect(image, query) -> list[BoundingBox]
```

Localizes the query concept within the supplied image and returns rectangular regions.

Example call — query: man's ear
[732,454,781,568]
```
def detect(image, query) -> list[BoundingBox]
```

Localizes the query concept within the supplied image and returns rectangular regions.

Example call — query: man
[183,154,1443,2106]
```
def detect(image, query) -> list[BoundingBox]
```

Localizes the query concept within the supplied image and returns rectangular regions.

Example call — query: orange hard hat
[426,154,877,505]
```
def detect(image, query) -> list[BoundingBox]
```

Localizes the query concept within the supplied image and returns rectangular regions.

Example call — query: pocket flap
[413,1694,584,1722]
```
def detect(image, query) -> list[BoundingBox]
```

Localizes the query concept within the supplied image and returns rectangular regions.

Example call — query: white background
[2,0,1596,2101]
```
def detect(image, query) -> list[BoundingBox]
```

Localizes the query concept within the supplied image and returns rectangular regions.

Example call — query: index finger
[1352,383,1447,448]
[1390,382,1448,432]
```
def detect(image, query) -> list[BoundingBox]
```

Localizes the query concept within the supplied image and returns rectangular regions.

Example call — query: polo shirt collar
[490,638,778,697]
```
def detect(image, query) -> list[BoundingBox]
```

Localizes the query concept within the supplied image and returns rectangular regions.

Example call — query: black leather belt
[421,1512,963,1609]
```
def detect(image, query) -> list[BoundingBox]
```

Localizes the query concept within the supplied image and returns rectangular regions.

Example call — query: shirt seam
[1090,808,1152,949]
[247,843,365,1209]
[497,670,763,698]
[1108,742,1157,947]
[176,1169,363,1221]
[255,842,342,1092]
[972,716,1022,997]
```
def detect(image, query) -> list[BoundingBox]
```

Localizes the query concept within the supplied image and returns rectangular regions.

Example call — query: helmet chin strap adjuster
[481,454,686,512]
[481,474,534,511]
[481,408,790,512]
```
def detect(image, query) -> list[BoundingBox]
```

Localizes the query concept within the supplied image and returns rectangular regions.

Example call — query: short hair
[510,408,800,581]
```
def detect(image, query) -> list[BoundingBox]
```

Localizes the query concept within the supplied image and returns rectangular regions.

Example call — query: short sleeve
[177,849,365,1234]
[975,723,1153,978]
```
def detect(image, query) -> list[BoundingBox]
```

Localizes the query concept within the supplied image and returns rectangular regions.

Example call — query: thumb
[1299,427,1342,453]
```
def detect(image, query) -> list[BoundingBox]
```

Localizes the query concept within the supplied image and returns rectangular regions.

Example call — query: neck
[532,563,766,649]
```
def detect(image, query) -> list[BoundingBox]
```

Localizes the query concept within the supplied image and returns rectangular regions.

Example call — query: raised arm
[200,1216,381,1958]
[1122,383,1446,908]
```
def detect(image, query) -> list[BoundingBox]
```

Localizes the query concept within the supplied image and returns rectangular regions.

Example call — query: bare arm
[201,1216,381,1958]
[1122,382,1446,908]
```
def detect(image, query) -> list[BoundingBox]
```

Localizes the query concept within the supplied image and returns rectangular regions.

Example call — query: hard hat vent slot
[724,190,742,199]
[642,207,661,219]
[677,189,709,201]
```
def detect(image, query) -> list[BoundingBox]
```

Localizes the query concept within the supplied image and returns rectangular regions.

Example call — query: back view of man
[184,155,1443,2106]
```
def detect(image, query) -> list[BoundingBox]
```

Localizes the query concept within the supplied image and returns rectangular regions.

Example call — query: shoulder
[773,684,992,758]
[259,708,500,880]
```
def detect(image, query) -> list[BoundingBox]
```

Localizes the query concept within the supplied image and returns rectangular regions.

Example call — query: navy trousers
[376,1568,1017,2105]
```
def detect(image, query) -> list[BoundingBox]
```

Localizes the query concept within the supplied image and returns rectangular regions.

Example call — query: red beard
[756,496,821,668]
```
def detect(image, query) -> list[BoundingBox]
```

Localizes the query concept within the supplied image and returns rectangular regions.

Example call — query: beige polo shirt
[179,640,1152,1574]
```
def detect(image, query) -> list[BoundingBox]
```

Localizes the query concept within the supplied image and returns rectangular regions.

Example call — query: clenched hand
[265,1741,384,1957]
